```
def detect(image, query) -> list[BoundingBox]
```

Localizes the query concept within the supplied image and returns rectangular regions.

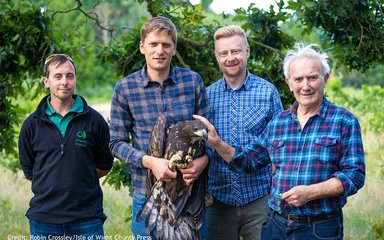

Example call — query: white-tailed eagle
[136,113,209,239]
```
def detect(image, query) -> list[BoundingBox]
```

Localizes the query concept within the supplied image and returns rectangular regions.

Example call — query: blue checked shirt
[109,65,211,195]
[232,98,366,215]
[207,71,283,206]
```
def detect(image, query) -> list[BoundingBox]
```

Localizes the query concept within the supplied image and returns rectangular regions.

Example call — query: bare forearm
[282,177,345,207]
[142,155,152,169]
[307,177,344,201]
[212,139,236,164]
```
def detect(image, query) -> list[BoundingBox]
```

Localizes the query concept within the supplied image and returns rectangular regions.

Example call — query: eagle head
[180,120,208,142]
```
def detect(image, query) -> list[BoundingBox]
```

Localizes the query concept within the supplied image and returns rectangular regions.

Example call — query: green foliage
[234,4,296,108]
[103,160,133,196]
[342,65,384,88]
[327,75,384,133]
[0,0,52,158]
[288,0,384,72]
[35,0,117,96]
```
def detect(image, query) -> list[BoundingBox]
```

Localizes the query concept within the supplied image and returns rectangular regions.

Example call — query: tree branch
[178,36,211,48]
[175,51,190,69]
[51,0,114,35]
[248,38,280,52]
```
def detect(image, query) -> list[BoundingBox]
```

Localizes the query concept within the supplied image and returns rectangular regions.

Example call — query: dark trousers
[261,210,343,240]
[206,195,269,240]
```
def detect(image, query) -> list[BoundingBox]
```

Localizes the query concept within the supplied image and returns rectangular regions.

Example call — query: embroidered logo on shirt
[75,130,87,147]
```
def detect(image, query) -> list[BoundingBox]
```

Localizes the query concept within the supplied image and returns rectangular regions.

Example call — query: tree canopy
[1,0,384,174]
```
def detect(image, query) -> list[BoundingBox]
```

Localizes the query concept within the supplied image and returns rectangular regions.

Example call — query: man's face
[214,35,250,80]
[140,31,176,75]
[285,57,328,110]
[43,60,76,102]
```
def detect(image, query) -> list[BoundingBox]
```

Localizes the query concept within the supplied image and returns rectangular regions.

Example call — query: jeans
[29,218,104,239]
[261,210,344,240]
[131,192,155,239]
[206,195,269,240]
[132,192,207,239]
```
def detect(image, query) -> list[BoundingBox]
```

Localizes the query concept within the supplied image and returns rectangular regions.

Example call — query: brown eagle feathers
[136,113,209,239]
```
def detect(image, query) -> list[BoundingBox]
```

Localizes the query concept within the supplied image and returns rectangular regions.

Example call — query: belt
[273,210,342,223]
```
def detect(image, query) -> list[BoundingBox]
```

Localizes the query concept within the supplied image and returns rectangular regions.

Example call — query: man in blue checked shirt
[201,25,283,240]
[195,42,365,240]
[109,17,211,239]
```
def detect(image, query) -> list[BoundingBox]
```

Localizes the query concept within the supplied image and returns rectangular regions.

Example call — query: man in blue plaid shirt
[109,17,211,239]
[201,25,283,240]
[196,42,365,240]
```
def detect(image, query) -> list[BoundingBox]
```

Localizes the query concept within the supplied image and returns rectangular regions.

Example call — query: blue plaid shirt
[232,98,366,214]
[207,72,283,206]
[109,65,211,195]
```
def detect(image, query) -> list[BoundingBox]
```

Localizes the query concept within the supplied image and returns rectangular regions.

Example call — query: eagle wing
[136,113,208,240]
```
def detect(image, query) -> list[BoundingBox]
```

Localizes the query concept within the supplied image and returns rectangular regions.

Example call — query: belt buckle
[287,214,299,222]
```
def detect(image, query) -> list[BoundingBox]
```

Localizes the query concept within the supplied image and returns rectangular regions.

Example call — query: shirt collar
[45,95,84,116]
[141,64,177,87]
[289,97,329,119]
[219,69,250,91]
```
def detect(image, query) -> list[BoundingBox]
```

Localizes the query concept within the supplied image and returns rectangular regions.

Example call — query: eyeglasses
[216,48,243,59]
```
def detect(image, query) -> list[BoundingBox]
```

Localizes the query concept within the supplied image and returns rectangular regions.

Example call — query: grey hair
[283,42,330,78]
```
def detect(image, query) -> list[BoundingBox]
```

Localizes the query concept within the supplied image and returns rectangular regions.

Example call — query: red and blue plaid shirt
[109,65,211,195]
[232,98,365,215]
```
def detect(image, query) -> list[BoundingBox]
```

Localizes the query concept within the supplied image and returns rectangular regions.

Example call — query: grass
[343,131,384,240]
[2,130,383,238]
[0,167,133,238]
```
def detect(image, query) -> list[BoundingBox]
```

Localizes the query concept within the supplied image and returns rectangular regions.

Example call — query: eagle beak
[195,129,208,141]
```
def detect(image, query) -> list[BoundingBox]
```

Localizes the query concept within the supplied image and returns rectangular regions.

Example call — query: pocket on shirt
[243,107,268,132]
[314,137,340,163]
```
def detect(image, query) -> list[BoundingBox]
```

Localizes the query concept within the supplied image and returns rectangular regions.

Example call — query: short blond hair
[214,25,249,48]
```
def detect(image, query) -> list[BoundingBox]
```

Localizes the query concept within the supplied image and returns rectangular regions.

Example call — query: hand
[193,115,221,147]
[143,155,177,182]
[179,155,208,185]
[193,115,235,164]
[280,185,310,207]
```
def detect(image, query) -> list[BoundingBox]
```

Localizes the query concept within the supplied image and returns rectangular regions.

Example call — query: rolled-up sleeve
[331,115,365,197]
[229,139,271,173]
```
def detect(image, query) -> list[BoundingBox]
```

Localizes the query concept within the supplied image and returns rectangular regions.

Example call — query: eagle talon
[143,115,208,239]
[169,154,182,169]
[169,154,194,169]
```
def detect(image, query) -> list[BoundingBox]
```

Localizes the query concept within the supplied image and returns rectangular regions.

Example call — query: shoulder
[173,66,203,81]
[206,79,224,93]
[20,113,35,130]
[78,97,108,124]
[247,73,278,91]
[115,70,143,89]
[269,109,291,123]
[326,101,360,124]
[87,106,108,123]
